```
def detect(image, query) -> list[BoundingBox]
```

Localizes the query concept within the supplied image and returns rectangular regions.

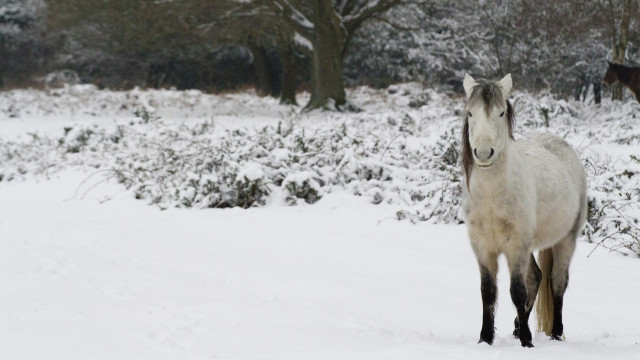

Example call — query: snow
[342,0,382,23]
[1,84,640,358]
[1,171,640,359]
[272,0,315,31]
[283,170,315,185]
[271,148,291,162]
[238,162,264,181]
[294,31,313,51]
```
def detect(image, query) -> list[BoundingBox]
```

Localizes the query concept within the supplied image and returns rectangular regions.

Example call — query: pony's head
[603,61,620,85]
[461,73,514,184]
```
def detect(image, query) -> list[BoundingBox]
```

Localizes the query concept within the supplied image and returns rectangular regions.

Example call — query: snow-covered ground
[1,85,639,359]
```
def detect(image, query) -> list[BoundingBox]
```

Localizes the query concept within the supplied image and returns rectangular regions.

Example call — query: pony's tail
[536,248,554,335]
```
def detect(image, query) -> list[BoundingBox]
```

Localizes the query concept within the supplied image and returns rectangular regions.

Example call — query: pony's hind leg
[549,235,577,340]
[513,254,542,338]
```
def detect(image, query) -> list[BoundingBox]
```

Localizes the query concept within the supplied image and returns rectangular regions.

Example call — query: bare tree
[268,0,422,110]
[47,0,205,87]
[197,1,302,103]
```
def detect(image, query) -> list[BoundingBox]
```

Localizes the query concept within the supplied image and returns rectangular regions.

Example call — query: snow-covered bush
[283,171,323,205]
[61,126,95,153]
[43,70,81,88]
[584,153,640,256]
[1,84,639,256]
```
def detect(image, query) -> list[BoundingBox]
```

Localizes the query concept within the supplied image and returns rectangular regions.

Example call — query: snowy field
[1,85,640,359]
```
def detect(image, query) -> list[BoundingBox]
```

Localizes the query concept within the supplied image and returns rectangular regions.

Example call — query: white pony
[461,73,587,347]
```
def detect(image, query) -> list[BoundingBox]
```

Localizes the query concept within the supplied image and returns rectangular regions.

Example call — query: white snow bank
[0,171,638,359]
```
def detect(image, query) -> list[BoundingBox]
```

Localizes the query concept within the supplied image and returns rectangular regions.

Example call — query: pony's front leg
[473,248,498,345]
[513,254,541,338]
[507,252,534,347]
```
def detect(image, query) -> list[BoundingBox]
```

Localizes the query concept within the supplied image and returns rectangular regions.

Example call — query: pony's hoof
[478,329,494,345]
[517,327,532,347]
[521,340,534,348]
[550,334,563,341]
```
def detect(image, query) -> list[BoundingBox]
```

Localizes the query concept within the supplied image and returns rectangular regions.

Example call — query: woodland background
[2,0,639,109]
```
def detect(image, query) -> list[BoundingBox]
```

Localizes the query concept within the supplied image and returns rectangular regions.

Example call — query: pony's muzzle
[474,148,494,160]
[473,147,495,167]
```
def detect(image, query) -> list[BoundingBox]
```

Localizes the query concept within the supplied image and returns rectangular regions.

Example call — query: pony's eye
[499,111,505,117]
[468,112,473,117]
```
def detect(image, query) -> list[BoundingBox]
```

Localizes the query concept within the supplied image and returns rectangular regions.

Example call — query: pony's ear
[498,73,512,98]
[463,73,476,97]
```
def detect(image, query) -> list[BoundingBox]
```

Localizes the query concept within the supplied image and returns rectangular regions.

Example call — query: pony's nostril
[488,148,495,159]
[474,148,479,158]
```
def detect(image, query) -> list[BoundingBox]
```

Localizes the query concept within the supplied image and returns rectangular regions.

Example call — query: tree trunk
[611,0,633,101]
[276,26,298,105]
[305,0,346,111]
[593,82,602,105]
[249,43,278,98]
[278,45,298,105]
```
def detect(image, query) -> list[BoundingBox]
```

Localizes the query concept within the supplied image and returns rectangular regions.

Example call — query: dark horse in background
[603,62,640,103]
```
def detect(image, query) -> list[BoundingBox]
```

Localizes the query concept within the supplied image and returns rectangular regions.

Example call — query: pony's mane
[461,79,515,188]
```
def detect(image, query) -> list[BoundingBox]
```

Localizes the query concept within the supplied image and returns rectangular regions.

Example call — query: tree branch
[370,14,420,31]
[268,0,314,39]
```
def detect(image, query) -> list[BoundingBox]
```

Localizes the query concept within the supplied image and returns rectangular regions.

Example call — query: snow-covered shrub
[1,84,640,257]
[584,154,640,256]
[113,130,273,209]
[43,70,81,88]
[133,106,159,123]
[392,128,464,224]
[283,171,323,205]
[234,163,270,208]
[61,126,95,153]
